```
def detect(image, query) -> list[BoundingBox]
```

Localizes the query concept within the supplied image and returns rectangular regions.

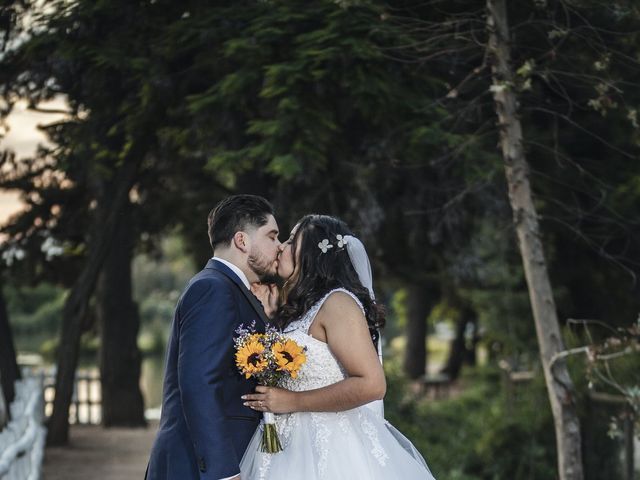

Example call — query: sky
[0,98,68,226]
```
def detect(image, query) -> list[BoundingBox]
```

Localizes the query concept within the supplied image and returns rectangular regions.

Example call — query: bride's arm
[243,292,386,413]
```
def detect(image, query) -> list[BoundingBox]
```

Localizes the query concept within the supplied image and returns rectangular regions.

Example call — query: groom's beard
[248,248,281,284]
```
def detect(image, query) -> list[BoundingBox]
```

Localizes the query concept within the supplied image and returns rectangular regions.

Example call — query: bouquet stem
[260,412,282,453]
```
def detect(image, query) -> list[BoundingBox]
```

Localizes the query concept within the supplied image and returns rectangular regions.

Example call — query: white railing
[42,369,102,425]
[0,378,47,480]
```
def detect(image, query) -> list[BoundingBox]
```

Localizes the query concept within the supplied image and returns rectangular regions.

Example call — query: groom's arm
[177,278,242,480]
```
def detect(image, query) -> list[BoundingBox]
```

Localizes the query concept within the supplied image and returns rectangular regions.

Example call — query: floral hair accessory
[318,239,333,253]
[318,235,349,253]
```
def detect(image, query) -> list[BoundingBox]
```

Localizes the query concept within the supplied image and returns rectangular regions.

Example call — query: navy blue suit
[146,259,269,480]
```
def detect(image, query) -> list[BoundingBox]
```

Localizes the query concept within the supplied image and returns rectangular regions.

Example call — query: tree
[2,3,638,467]
[0,276,20,410]
[176,2,475,381]
[48,158,142,443]
[403,285,433,379]
[0,0,214,441]
[441,299,478,380]
[96,202,146,427]
[380,1,640,476]
[0,0,150,439]
[487,1,584,477]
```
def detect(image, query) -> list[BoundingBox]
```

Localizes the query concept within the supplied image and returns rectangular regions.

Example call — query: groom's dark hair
[208,194,275,251]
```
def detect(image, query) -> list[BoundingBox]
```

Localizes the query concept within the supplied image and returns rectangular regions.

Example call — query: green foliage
[565,319,640,452]
[463,219,538,359]
[133,235,196,354]
[5,283,65,343]
[5,282,63,317]
[0,0,639,472]
[196,2,407,176]
[384,361,621,480]
[39,332,100,363]
[6,234,194,356]
[384,363,551,480]
[133,236,195,299]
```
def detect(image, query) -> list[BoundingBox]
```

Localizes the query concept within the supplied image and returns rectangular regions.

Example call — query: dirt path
[43,422,158,480]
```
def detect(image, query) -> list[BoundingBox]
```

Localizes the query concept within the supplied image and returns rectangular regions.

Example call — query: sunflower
[272,340,307,379]
[235,339,268,379]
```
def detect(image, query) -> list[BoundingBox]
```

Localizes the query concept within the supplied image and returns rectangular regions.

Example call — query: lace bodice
[279,288,365,392]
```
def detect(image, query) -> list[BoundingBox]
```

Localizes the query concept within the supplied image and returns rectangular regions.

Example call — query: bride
[240,214,435,480]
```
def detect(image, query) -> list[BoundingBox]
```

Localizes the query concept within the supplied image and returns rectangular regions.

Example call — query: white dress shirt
[212,256,250,290]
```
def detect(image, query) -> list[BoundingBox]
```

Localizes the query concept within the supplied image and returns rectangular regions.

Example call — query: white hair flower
[318,239,334,253]
[336,234,347,248]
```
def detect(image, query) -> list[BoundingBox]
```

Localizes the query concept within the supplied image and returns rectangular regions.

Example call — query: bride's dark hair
[276,214,385,346]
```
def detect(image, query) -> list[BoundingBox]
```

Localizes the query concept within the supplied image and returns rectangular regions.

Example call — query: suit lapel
[205,259,270,328]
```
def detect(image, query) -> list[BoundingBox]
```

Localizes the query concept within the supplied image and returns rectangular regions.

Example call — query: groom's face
[247,214,281,282]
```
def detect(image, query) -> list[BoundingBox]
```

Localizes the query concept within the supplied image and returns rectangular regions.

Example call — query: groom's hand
[250,283,279,318]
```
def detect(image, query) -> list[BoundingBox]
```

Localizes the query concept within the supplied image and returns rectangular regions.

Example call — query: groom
[146,195,281,480]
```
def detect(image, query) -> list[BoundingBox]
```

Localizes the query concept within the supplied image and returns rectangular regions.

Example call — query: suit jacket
[146,259,269,480]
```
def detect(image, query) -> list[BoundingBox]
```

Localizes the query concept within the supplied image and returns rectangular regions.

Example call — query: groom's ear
[233,231,249,253]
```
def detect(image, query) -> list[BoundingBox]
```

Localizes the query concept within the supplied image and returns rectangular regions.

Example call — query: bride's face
[277,225,300,280]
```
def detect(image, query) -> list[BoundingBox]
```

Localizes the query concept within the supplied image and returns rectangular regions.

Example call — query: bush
[382,361,618,480]
[6,283,65,337]
[385,368,556,480]
[39,331,100,362]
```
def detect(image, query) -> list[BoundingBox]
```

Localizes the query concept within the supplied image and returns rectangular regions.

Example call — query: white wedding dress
[240,288,436,480]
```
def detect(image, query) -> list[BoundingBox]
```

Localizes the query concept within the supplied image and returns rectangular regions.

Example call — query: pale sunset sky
[0,99,68,226]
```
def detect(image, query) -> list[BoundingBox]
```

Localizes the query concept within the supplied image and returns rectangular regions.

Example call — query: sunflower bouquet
[234,323,307,453]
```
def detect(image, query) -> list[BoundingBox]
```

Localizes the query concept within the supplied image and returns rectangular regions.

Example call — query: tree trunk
[465,315,479,367]
[97,204,146,427]
[486,1,584,479]
[0,379,6,430]
[441,305,477,380]
[47,159,140,445]
[0,278,20,410]
[403,284,431,379]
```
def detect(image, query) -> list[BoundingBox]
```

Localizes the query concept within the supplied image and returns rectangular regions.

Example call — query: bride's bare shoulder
[316,290,365,325]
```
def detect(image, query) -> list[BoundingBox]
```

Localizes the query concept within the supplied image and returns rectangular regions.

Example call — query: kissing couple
[146,194,435,479]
